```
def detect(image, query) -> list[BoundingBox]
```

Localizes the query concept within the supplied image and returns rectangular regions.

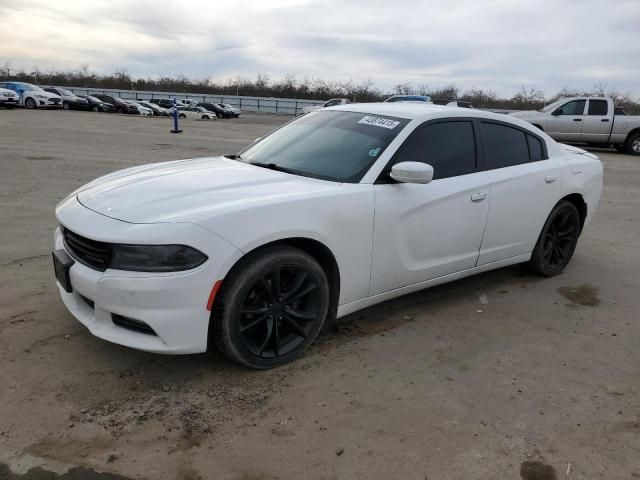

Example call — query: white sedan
[176,106,218,120]
[53,103,603,368]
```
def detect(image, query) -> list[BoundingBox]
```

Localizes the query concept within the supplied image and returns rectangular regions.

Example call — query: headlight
[110,244,207,272]
[36,94,46,99]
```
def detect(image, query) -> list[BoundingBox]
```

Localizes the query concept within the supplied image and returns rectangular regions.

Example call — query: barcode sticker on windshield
[358,116,400,130]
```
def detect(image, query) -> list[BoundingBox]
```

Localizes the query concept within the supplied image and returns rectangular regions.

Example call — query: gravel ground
[0,109,639,480]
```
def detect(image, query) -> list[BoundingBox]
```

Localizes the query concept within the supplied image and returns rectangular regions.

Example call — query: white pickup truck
[510,97,640,155]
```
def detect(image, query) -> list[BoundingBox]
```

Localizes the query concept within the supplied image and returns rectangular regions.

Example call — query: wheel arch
[207,237,341,348]
[560,193,587,232]
[625,127,640,143]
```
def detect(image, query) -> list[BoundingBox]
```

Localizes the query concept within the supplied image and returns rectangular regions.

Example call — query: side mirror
[551,109,561,116]
[390,161,434,184]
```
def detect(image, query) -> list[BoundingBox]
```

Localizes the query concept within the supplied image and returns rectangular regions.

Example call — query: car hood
[509,110,541,118]
[30,90,61,99]
[76,157,339,224]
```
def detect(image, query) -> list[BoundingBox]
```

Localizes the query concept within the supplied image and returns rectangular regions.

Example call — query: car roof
[325,102,545,132]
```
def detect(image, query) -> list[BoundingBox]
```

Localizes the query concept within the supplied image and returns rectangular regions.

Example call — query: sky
[1,0,639,97]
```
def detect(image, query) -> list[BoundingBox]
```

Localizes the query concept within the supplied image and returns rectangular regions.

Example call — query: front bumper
[54,197,243,354]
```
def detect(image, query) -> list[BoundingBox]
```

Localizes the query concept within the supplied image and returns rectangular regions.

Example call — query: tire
[62,102,70,110]
[116,107,125,114]
[212,246,330,369]
[201,115,209,120]
[92,105,100,112]
[179,113,186,119]
[528,201,581,277]
[25,97,37,109]
[216,112,222,119]
[625,132,640,156]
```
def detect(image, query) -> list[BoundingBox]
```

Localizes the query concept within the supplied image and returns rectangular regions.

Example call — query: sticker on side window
[358,116,400,130]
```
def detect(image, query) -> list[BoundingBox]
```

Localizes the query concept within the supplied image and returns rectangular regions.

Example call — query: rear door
[545,99,586,142]
[370,119,491,295]
[581,99,612,143]
[477,121,565,265]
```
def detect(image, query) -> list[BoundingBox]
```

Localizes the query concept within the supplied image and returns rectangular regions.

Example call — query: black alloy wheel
[213,246,330,369]
[529,201,581,276]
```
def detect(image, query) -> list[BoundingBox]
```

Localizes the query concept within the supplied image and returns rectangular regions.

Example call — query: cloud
[0,0,638,96]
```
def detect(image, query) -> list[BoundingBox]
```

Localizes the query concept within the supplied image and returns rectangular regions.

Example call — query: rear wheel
[625,132,640,156]
[213,246,330,369]
[528,201,581,277]
[25,97,37,109]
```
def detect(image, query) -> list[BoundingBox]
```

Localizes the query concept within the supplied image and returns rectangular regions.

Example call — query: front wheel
[625,132,640,156]
[62,102,70,110]
[212,246,330,369]
[528,201,581,277]
[201,115,209,120]
[92,105,100,112]
[25,97,37,109]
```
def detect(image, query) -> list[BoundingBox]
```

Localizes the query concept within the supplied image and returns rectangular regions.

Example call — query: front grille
[62,227,110,271]
[50,98,60,104]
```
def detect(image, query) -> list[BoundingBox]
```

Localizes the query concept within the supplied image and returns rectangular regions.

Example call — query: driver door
[369,119,491,296]
[545,99,586,142]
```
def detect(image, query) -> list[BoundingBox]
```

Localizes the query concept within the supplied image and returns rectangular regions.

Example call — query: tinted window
[481,122,530,169]
[241,111,410,182]
[393,121,476,180]
[555,100,586,115]
[588,100,608,115]
[527,134,544,161]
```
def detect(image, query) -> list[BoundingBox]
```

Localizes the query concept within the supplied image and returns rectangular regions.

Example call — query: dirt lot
[1,109,639,480]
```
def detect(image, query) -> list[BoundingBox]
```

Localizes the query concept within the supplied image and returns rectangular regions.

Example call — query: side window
[555,100,586,115]
[481,122,530,169]
[526,134,544,161]
[587,100,608,116]
[394,121,476,180]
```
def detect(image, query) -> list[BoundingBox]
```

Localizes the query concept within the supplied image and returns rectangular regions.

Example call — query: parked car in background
[149,98,178,109]
[42,87,90,110]
[302,98,350,114]
[0,87,19,108]
[510,97,640,155]
[179,99,197,107]
[127,101,153,116]
[53,103,602,368]
[0,81,62,109]
[136,100,170,116]
[221,103,241,117]
[77,95,115,113]
[197,102,233,118]
[93,94,138,114]
[176,105,218,120]
[446,100,474,108]
[384,95,432,103]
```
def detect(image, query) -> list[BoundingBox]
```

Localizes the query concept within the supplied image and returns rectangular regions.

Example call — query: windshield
[240,111,410,182]
[540,99,566,112]
[19,83,43,92]
[58,88,74,96]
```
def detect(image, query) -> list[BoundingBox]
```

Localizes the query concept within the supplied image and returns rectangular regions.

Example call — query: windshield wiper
[224,153,243,160]
[248,162,303,176]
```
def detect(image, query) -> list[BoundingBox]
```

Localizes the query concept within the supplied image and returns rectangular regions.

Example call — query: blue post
[170,97,182,134]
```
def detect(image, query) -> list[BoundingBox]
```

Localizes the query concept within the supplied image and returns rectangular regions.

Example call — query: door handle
[601,119,610,122]
[471,192,487,202]
[545,175,557,184]
[573,118,582,122]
